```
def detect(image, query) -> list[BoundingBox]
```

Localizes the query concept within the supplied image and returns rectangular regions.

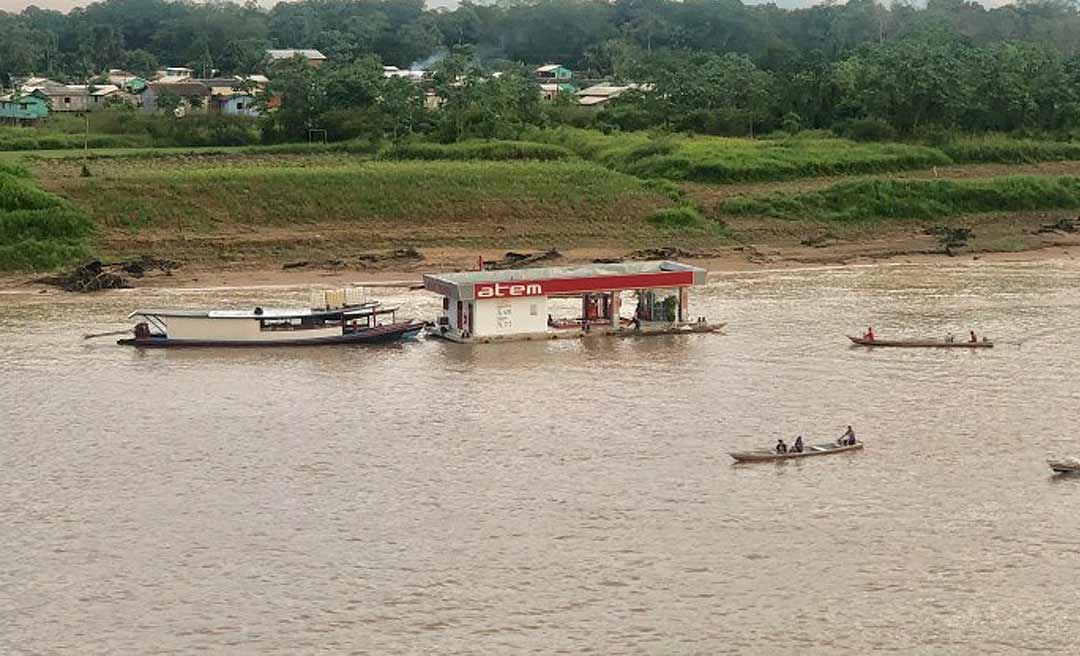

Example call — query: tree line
[5,0,1080,139]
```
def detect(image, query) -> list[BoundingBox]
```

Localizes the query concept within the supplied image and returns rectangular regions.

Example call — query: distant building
[197,78,261,117]
[535,64,572,81]
[576,83,652,108]
[267,49,327,67]
[31,86,93,112]
[0,93,49,124]
[106,69,149,93]
[383,66,425,82]
[143,81,211,114]
[535,65,574,99]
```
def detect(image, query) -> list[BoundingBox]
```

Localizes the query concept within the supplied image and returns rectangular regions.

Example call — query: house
[106,69,148,93]
[267,49,326,67]
[576,83,652,108]
[15,76,62,92]
[142,81,211,114]
[155,67,194,80]
[535,64,572,81]
[0,93,49,124]
[31,86,93,112]
[197,78,260,117]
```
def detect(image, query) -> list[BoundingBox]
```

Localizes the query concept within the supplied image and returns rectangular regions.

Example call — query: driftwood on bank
[37,256,179,292]
[483,249,562,270]
[282,248,424,271]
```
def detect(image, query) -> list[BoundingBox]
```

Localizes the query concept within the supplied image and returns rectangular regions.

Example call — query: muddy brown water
[3,261,1080,654]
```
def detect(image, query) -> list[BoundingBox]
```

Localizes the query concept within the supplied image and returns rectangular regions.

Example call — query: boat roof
[423,260,706,299]
[130,304,394,320]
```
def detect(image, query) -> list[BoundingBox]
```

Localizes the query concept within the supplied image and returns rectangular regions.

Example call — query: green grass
[940,134,1080,164]
[530,127,952,183]
[4,139,376,162]
[0,172,94,270]
[56,159,669,233]
[647,205,705,229]
[0,126,147,151]
[720,176,1080,222]
[378,140,572,161]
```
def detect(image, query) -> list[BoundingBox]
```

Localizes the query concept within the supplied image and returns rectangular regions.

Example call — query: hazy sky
[0,0,1018,15]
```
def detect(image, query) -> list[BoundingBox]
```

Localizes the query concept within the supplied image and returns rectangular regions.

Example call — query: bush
[647,205,705,229]
[941,135,1080,164]
[0,180,95,271]
[837,118,897,143]
[0,173,65,211]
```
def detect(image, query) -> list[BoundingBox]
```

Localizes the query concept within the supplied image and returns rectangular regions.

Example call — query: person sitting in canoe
[863,326,875,342]
[776,439,788,454]
[792,436,804,453]
[839,425,856,446]
[969,330,978,343]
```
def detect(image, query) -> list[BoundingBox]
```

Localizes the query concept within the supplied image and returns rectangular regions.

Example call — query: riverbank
[3,240,1077,293]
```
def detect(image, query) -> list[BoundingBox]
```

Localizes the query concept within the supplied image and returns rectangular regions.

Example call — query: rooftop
[424,261,706,298]
[267,49,327,61]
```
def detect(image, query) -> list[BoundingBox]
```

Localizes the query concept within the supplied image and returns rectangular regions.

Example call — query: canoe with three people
[849,325,993,348]
[729,426,863,463]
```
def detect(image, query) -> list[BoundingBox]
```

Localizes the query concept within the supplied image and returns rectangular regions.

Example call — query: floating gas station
[422,260,723,343]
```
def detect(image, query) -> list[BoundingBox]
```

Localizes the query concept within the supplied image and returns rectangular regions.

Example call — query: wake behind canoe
[848,336,993,348]
[730,442,864,463]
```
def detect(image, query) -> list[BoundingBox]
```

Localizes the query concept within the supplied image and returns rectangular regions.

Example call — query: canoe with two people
[775,435,805,454]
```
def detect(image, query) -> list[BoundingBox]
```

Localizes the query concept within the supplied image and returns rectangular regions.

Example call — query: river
[2,260,1079,654]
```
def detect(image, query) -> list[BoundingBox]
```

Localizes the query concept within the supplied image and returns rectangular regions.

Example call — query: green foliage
[58,160,665,231]
[836,118,897,143]
[531,128,950,183]
[379,140,572,161]
[940,135,1080,164]
[720,176,1080,222]
[0,174,94,271]
[647,205,704,229]
[0,161,29,178]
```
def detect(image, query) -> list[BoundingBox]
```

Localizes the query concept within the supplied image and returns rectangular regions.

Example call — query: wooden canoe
[848,336,993,348]
[1048,459,1080,474]
[729,442,863,463]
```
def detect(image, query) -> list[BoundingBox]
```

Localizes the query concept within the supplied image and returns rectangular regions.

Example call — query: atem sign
[475,282,544,298]
[471,271,696,299]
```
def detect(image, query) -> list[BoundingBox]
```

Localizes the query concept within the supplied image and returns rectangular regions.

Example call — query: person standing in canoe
[863,326,875,342]
[839,425,856,446]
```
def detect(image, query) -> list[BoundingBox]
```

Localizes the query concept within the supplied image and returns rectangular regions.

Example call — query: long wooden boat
[848,336,993,348]
[117,291,422,348]
[729,441,863,463]
[1048,459,1080,474]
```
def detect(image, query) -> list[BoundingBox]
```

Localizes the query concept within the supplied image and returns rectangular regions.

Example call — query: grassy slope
[719,176,1080,222]
[531,128,951,182]
[0,168,94,271]
[12,129,1080,270]
[40,158,689,264]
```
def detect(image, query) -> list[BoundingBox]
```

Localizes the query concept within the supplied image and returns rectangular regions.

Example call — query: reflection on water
[3,261,1080,654]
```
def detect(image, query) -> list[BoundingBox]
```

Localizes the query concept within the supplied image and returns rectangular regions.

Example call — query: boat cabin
[122,288,421,347]
[422,260,708,343]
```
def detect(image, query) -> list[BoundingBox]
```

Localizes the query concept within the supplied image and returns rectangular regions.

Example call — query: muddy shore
[3,240,1078,294]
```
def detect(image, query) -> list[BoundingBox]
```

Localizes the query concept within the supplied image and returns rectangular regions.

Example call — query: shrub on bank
[720,176,1080,222]
[647,205,706,229]
[0,172,95,271]
[941,135,1080,164]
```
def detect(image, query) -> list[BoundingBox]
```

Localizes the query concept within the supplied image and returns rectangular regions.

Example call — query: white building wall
[473,296,548,337]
